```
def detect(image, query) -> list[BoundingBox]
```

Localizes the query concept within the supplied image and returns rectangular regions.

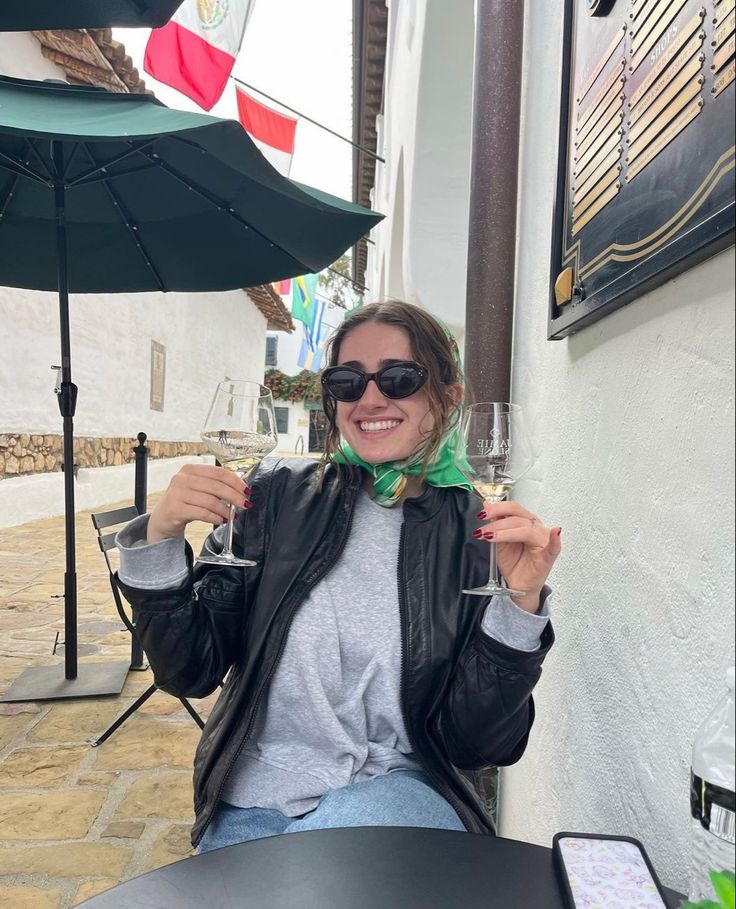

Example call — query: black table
[77,827,686,908]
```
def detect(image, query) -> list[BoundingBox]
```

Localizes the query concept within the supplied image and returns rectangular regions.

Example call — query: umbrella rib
[25,139,54,182]
[67,139,159,188]
[0,172,20,223]
[0,150,48,185]
[79,143,166,292]
[134,143,311,271]
[75,163,159,187]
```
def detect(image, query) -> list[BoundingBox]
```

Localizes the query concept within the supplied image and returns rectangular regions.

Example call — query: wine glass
[198,380,278,566]
[462,402,533,597]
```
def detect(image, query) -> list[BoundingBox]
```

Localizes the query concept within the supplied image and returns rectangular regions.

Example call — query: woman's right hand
[147,465,251,543]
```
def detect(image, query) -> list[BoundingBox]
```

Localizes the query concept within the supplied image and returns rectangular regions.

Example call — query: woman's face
[334,321,435,464]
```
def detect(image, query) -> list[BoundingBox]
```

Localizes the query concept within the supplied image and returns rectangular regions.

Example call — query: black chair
[89,505,205,747]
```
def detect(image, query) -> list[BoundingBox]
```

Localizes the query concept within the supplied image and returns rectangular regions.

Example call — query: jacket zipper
[195,486,360,845]
[396,522,472,830]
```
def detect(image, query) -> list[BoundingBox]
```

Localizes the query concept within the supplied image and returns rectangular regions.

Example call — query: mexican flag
[144,0,258,110]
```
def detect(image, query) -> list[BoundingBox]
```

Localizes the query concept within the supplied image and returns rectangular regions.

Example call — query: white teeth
[360,420,400,432]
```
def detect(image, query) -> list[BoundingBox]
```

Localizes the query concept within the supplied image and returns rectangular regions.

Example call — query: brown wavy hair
[320,301,465,476]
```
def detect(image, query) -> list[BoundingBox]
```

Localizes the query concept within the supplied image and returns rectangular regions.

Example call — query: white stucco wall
[0,31,68,81]
[366,0,735,893]
[498,1,736,893]
[368,0,475,342]
[0,287,267,440]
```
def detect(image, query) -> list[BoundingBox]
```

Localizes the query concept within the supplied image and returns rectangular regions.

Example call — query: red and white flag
[144,0,257,111]
[236,86,298,176]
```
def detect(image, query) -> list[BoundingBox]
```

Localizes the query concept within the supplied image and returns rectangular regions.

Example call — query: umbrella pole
[53,142,79,681]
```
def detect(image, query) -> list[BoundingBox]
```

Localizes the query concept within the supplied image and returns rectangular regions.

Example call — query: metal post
[130,431,149,671]
[133,432,149,516]
[464,0,525,403]
[53,141,80,681]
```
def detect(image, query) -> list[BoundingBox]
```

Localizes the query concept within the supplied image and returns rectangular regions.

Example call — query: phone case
[553,832,670,908]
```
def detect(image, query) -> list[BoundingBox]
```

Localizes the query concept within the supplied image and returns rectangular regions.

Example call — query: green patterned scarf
[333,410,473,506]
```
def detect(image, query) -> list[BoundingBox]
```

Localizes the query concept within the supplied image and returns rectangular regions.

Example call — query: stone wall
[0,434,205,480]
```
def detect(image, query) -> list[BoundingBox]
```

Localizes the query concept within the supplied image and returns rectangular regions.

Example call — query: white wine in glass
[198,380,278,567]
[462,402,532,597]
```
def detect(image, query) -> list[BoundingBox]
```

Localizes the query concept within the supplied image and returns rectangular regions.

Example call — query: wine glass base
[462,584,526,597]
[196,554,257,567]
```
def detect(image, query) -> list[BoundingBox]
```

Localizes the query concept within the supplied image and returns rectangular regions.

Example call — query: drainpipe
[464,0,525,403]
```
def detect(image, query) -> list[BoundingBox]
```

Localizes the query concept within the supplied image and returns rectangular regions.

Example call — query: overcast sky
[114,0,353,200]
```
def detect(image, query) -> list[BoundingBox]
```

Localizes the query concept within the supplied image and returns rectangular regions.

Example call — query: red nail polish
[483,532,495,540]
[476,510,487,519]
[472,529,483,538]
[555,527,562,536]
[244,499,251,509]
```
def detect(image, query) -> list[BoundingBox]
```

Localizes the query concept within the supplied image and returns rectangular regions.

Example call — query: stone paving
[0,496,216,908]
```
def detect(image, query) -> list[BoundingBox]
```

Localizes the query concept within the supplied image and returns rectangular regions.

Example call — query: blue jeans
[198,769,465,853]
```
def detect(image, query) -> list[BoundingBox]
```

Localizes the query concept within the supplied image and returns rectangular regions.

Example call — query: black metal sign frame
[549,0,735,340]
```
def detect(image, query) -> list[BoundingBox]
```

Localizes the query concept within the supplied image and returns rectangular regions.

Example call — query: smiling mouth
[358,420,402,433]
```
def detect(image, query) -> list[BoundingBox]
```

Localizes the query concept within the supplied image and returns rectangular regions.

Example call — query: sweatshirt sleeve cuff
[115,514,189,590]
[480,588,552,653]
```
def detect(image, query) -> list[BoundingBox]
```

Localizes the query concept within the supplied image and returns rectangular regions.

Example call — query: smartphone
[553,832,670,908]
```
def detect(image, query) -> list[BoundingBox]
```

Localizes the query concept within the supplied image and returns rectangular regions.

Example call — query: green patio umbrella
[0,75,382,700]
[0,1,184,29]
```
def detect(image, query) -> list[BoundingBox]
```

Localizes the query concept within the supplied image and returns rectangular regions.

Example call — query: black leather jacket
[117,458,553,846]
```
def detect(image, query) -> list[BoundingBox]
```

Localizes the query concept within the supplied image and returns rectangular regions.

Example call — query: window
[274,406,289,435]
[265,336,278,367]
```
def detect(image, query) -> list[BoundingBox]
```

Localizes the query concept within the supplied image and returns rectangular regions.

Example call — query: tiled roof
[32,27,150,94]
[30,28,294,333]
[245,283,295,333]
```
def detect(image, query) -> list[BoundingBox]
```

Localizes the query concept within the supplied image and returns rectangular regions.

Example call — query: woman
[116,301,561,852]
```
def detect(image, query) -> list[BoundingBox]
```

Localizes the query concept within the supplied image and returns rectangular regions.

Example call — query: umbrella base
[0,660,130,702]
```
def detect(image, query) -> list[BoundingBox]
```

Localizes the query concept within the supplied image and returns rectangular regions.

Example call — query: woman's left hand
[474,501,562,613]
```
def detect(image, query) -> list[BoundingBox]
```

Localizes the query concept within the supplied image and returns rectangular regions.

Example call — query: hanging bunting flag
[297,300,327,372]
[272,278,291,295]
[236,86,298,176]
[144,0,258,111]
[291,273,319,329]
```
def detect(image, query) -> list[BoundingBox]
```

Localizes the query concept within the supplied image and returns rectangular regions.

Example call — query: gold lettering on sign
[576,93,625,156]
[576,115,624,172]
[577,24,627,104]
[713,11,736,51]
[572,181,621,235]
[574,148,623,205]
[626,96,704,181]
[574,164,621,221]
[578,82,625,146]
[576,133,623,187]
[628,73,703,150]
[630,10,705,107]
[630,48,705,124]
[712,36,736,72]
[632,0,682,53]
[632,0,661,38]
[630,56,705,129]
[713,59,736,94]
[631,0,689,73]
[631,0,654,26]
[577,58,626,132]
[715,0,736,27]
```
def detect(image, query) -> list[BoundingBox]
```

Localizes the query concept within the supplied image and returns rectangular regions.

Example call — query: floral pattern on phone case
[558,837,667,908]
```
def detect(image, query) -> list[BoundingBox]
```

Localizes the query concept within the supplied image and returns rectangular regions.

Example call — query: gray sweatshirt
[117,491,550,816]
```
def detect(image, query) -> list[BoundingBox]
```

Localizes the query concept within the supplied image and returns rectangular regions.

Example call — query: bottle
[689,666,735,901]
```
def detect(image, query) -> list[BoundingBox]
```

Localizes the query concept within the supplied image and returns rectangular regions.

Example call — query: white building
[0,29,293,527]
[354,0,735,893]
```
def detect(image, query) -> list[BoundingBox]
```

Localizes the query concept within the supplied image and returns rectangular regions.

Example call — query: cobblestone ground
[0,496,216,908]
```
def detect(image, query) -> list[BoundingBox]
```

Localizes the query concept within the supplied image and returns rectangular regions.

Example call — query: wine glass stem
[487,541,500,589]
[222,503,236,560]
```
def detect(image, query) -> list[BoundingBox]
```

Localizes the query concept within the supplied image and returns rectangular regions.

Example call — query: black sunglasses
[321,361,428,402]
